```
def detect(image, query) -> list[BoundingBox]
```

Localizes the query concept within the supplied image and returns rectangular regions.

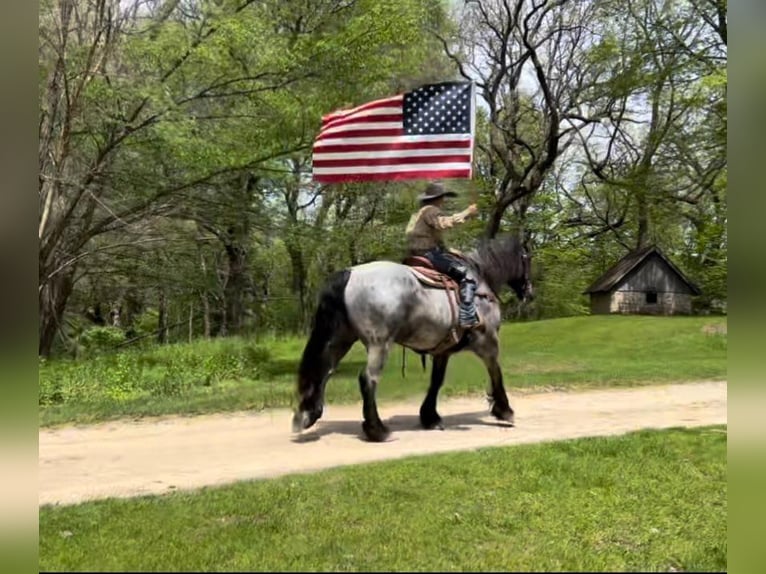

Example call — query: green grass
[39,315,727,427]
[39,425,727,572]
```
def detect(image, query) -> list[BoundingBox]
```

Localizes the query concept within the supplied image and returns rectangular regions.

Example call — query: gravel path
[39,381,727,506]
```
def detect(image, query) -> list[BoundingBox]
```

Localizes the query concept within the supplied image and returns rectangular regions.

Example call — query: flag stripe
[313,154,471,168]
[315,127,406,141]
[313,134,472,147]
[321,109,403,131]
[314,169,472,183]
[313,162,471,175]
[319,121,403,137]
[313,148,472,160]
[321,114,403,134]
[322,95,403,123]
[312,139,472,154]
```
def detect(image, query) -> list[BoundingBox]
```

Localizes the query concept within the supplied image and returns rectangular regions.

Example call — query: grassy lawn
[39,315,727,427]
[39,425,727,572]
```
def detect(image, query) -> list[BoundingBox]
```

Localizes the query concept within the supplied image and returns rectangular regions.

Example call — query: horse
[291,234,534,442]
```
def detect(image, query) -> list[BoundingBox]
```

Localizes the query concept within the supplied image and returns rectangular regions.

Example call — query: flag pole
[469,80,478,207]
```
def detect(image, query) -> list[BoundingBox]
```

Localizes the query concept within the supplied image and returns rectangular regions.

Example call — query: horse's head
[469,234,534,302]
[508,243,534,303]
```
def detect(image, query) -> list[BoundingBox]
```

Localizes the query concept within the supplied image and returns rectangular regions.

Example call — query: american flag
[312,81,475,183]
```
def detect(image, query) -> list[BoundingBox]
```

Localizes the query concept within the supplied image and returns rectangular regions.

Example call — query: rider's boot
[457,277,482,329]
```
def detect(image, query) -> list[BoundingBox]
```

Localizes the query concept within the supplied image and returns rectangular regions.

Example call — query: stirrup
[459,313,483,330]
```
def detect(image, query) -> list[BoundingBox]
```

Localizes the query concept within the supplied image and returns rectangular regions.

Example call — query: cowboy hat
[418,182,458,204]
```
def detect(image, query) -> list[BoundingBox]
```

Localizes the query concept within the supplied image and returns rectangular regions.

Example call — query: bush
[39,338,274,406]
[77,326,126,356]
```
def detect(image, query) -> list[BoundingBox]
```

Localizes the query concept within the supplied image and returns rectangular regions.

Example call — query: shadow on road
[291,409,514,443]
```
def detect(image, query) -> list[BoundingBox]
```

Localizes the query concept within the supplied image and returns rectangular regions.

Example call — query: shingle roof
[583,245,701,295]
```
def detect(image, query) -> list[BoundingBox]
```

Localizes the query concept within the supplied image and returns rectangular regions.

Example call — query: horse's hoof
[362,421,391,442]
[424,421,445,431]
[291,411,306,433]
[419,413,444,430]
[292,410,318,433]
[491,404,515,425]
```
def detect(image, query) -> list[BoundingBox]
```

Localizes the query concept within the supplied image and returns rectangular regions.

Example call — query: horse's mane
[465,234,526,295]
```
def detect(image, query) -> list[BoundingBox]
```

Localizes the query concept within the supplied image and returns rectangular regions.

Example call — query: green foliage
[76,327,127,356]
[532,244,591,318]
[132,310,161,340]
[39,426,726,572]
[39,338,273,409]
[39,0,458,354]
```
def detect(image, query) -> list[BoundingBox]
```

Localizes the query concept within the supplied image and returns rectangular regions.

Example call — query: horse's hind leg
[359,342,392,442]
[316,336,357,411]
[420,354,450,430]
[294,334,356,432]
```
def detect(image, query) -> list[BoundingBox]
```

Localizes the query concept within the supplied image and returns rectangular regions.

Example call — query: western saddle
[401,254,463,353]
[401,254,460,290]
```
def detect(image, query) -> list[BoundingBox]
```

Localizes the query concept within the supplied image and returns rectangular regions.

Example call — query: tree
[563,0,726,305]
[439,0,613,237]
[39,0,457,354]
[38,0,303,354]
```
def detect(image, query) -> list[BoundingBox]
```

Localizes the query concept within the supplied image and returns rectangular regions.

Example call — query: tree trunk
[188,303,194,343]
[636,188,650,249]
[38,268,75,357]
[157,289,168,344]
[223,242,247,335]
[121,288,142,337]
[514,198,530,240]
[109,304,121,327]
[196,246,212,338]
[485,204,505,239]
[286,243,308,328]
[201,292,211,338]
[218,302,228,337]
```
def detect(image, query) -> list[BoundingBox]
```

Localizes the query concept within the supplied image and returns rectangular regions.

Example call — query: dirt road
[39,381,726,506]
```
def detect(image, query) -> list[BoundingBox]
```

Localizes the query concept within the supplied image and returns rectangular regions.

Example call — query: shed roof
[583,245,702,295]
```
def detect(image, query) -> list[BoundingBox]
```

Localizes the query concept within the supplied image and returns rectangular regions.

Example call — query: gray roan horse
[291,234,534,442]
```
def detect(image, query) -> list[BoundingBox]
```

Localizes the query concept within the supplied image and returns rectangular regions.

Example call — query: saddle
[402,255,459,290]
[402,250,468,288]
[401,252,493,355]
[402,254,463,354]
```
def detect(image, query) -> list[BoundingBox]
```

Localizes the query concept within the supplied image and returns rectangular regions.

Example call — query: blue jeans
[421,247,468,282]
[419,248,479,326]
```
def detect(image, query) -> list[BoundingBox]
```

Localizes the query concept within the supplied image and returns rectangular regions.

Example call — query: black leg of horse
[474,334,514,424]
[316,337,356,411]
[485,357,514,424]
[358,343,391,442]
[420,354,450,430]
[294,336,356,432]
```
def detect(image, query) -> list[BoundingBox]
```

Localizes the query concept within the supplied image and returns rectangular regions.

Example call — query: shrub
[39,338,275,407]
[77,326,126,356]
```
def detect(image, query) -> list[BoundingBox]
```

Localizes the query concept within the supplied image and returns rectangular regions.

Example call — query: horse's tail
[294,269,352,431]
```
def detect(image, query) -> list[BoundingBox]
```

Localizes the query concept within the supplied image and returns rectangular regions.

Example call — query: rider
[405,181,481,329]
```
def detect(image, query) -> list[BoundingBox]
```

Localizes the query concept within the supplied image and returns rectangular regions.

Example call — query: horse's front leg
[485,357,514,424]
[474,335,514,424]
[420,354,450,430]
